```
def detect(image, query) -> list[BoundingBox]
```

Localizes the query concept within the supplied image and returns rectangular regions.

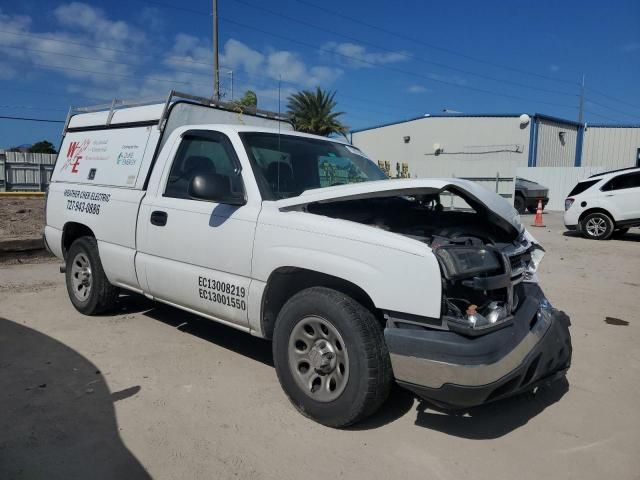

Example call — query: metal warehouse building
[350,114,640,210]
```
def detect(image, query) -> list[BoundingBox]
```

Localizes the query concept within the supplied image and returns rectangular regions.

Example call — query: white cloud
[0,3,147,90]
[166,36,342,89]
[139,7,164,31]
[407,85,429,93]
[321,41,409,69]
[0,4,343,107]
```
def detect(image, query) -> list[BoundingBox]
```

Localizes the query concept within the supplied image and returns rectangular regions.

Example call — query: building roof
[350,112,637,134]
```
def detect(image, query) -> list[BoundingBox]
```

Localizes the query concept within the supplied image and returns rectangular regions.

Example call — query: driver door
[137,130,257,328]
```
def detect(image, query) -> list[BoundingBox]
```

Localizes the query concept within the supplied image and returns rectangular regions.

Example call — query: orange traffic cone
[531,199,545,227]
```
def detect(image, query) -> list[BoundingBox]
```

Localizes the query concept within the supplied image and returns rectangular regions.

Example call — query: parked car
[564,167,640,240]
[44,92,572,427]
[514,177,549,214]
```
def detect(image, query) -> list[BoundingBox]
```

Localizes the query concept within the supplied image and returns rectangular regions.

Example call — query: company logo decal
[62,139,90,173]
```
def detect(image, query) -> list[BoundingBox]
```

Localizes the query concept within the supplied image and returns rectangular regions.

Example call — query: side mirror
[188,173,246,205]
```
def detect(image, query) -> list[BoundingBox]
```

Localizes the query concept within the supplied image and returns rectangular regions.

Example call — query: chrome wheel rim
[586,217,607,237]
[288,316,349,403]
[70,252,92,301]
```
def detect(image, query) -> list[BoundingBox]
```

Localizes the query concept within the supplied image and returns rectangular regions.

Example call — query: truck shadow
[131,297,415,427]
[117,294,566,434]
[141,301,274,367]
[413,377,569,439]
[0,317,150,480]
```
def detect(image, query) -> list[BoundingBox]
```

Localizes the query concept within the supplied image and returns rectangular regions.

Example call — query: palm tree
[286,88,348,138]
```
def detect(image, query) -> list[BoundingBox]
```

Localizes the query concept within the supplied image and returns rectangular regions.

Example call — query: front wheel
[65,236,118,315]
[514,195,526,214]
[273,287,392,427]
[580,212,614,240]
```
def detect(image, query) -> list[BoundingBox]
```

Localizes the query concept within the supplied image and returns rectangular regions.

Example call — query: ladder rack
[63,90,290,134]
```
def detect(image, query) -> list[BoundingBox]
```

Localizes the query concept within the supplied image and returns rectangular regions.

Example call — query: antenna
[212,0,220,101]
[277,75,282,194]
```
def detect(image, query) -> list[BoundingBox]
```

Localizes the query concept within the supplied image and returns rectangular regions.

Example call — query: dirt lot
[0,212,638,480]
[0,197,45,240]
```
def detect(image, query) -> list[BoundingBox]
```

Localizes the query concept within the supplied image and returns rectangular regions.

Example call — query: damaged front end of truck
[280,178,572,408]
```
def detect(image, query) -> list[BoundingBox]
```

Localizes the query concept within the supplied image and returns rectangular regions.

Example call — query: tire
[65,236,118,315]
[514,195,526,214]
[272,287,392,428]
[580,212,614,240]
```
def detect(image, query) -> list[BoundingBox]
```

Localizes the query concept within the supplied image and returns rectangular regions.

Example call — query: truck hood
[275,178,523,238]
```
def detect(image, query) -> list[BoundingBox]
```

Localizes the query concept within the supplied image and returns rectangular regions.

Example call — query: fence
[0,151,57,192]
[515,166,606,211]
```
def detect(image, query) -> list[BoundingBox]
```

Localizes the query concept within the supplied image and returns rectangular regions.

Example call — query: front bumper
[385,284,572,408]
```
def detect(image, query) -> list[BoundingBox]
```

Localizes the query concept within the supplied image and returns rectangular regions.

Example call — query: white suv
[564,167,640,240]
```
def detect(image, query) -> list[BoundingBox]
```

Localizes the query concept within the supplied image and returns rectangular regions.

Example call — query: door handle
[605,194,615,197]
[150,210,168,226]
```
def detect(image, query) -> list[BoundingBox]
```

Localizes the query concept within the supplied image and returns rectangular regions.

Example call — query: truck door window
[165,134,243,200]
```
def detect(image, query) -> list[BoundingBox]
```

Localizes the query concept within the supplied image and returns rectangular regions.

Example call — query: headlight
[445,300,512,335]
[434,246,501,279]
[565,198,575,211]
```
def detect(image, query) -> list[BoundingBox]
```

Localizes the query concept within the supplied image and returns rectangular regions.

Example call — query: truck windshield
[239,132,387,201]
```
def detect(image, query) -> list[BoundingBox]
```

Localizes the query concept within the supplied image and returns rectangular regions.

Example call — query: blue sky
[1,0,639,148]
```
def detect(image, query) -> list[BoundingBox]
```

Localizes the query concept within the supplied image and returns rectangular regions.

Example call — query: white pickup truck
[44,91,572,427]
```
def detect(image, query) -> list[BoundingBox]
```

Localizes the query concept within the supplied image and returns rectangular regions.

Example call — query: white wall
[535,119,578,167]
[515,166,606,211]
[352,116,530,205]
[582,126,640,169]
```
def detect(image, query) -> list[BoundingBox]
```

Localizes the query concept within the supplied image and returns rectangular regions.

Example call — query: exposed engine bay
[306,190,542,336]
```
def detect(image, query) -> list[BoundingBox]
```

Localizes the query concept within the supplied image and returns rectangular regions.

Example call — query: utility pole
[578,74,585,123]
[212,0,220,101]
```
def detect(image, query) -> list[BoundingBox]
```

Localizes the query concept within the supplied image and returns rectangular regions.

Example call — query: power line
[585,97,640,121]
[67,0,637,118]
[0,39,422,114]
[0,104,67,112]
[231,0,577,98]
[587,87,640,113]
[219,16,579,110]
[6,58,214,89]
[291,0,578,86]
[583,110,618,122]
[0,29,141,57]
[0,115,64,123]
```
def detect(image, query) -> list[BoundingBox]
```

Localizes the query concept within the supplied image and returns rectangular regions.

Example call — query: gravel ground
[0,197,45,240]
[0,211,638,480]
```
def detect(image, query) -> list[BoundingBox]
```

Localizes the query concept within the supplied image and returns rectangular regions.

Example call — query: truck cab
[45,91,571,427]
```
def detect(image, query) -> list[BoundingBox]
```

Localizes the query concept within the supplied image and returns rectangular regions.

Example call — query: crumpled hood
[275,178,523,237]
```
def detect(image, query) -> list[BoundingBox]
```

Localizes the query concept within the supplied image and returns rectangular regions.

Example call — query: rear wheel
[273,287,392,428]
[580,212,614,240]
[65,236,118,314]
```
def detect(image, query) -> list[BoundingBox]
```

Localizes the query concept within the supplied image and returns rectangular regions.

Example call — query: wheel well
[260,267,378,339]
[578,208,613,224]
[62,222,95,258]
